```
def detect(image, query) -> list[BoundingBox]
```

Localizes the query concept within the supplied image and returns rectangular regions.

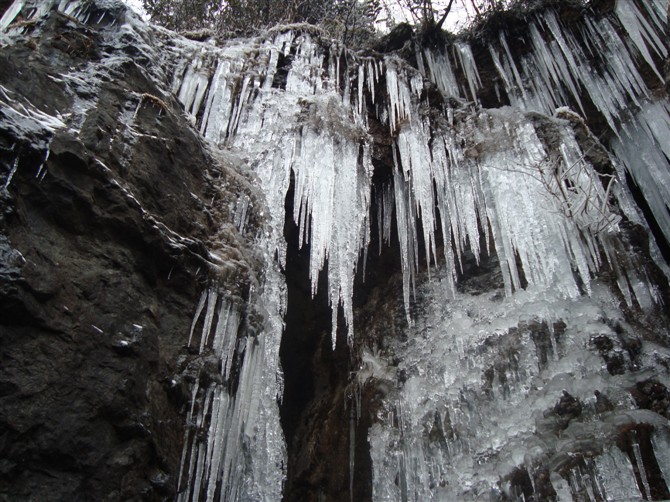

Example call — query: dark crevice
[280,172,357,501]
[279,168,412,501]
[279,175,328,448]
[272,50,295,90]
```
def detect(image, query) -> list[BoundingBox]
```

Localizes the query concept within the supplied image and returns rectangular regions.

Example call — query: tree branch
[435,0,454,30]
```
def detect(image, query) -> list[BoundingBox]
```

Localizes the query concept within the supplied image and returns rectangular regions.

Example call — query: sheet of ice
[365,273,666,500]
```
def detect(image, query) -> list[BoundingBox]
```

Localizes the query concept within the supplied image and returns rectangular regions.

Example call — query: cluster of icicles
[176,286,285,502]
[167,2,668,493]
[165,1,669,496]
[172,0,666,347]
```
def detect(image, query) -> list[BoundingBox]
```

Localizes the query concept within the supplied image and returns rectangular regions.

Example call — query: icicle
[366,60,376,104]
[0,0,25,31]
[176,381,199,496]
[210,299,241,379]
[594,447,642,501]
[34,146,50,179]
[548,322,559,361]
[233,194,251,234]
[349,403,355,502]
[490,6,659,137]
[357,64,364,116]
[615,0,667,82]
[499,32,529,105]
[392,144,418,324]
[422,48,460,97]
[489,46,513,96]
[454,42,481,102]
[631,440,653,500]
[385,60,413,132]
[612,100,670,245]
[376,182,394,254]
[3,156,19,191]
[542,13,587,116]
[187,291,207,348]
[176,53,212,119]
[395,115,438,272]
[651,429,670,487]
[228,74,256,140]
[140,9,670,499]
[198,289,218,353]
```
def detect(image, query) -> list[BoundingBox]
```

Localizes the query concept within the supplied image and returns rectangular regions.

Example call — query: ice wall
[165,0,669,499]
[364,0,670,500]
[170,16,654,341]
[172,30,377,347]
[364,271,670,501]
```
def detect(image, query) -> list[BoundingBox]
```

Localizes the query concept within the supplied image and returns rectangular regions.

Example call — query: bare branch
[435,0,455,30]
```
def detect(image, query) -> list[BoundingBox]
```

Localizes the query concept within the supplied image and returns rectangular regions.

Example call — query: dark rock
[553,391,582,418]
[374,22,414,53]
[589,334,627,375]
[506,466,535,501]
[594,390,614,413]
[631,380,670,419]
[0,4,231,500]
[544,391,583,431]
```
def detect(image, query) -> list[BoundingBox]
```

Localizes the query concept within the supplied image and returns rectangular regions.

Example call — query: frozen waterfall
[165,0,670,497]
[2,0,670,500]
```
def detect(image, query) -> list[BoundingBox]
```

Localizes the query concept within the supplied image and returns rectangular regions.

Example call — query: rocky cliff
[1,0,670,501]
[0,3,260,499]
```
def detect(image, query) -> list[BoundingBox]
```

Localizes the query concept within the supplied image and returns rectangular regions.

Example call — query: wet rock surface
[0,6,226,500]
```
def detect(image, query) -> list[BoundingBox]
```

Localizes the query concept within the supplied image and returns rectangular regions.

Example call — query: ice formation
[363,0,670,500]
[178,281,285,502]
[364,269,670,500]
[165,0,668,495]
[2,0,670,500]
[169,9,655,335]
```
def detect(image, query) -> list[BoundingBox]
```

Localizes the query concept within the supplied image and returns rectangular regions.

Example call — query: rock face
[0,4,241,500]
[1,0,670,501]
